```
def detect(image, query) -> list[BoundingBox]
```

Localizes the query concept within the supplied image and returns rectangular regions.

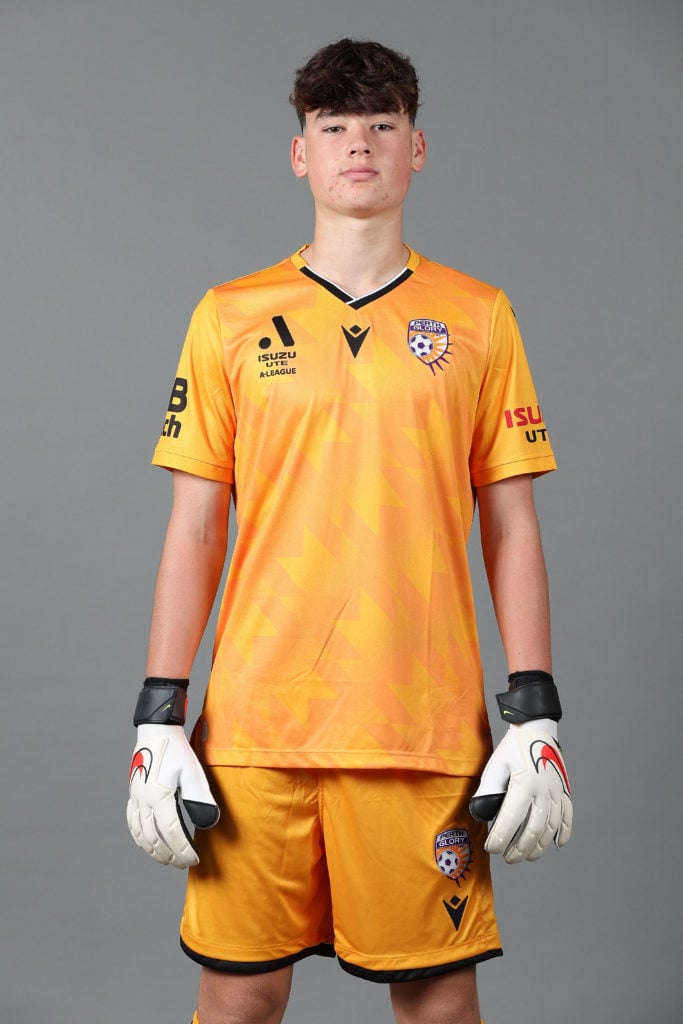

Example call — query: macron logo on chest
[341,324,371,358]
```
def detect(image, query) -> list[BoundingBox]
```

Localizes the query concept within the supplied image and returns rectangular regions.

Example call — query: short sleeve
[469,291,556,487]
[151,290,236,483]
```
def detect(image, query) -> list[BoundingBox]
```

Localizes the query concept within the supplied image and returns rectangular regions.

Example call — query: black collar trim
[299,265,413,310]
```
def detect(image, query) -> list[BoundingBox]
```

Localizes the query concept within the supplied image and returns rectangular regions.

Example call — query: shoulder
[210,253,300,302]
[410,250,501,305]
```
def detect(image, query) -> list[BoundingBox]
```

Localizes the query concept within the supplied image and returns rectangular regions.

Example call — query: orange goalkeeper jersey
[152,248,556,774]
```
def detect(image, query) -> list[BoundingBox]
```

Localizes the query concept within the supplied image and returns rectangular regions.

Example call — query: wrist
[133,678,189,726]
[496,670,562,725]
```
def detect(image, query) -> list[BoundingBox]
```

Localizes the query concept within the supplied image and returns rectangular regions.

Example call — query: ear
[411,128,427,173]
[291,135,308,179]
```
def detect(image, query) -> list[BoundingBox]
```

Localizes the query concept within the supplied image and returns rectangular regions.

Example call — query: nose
[347,123,372,155]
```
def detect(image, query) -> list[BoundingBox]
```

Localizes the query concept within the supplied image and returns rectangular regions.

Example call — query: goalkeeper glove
[127,678,219,869]
[470,671,572,864]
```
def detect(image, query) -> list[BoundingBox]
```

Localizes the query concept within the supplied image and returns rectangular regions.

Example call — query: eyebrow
[314,110,344,121]
[313,109,400,123]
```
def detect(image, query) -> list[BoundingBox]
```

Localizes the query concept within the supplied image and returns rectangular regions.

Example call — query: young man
[127,39,572,1024]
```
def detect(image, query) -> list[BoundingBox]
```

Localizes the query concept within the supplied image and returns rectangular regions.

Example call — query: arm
[146,469,231,677]
[477,473,551,674]
[472,474,572,861]
[127,469,230,869]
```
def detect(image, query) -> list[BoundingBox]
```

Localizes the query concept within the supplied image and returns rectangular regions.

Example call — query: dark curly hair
[290,38,420,129]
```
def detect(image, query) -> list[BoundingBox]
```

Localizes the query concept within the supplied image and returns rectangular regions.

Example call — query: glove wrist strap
[496,670,562,724]
[133,678,189,726]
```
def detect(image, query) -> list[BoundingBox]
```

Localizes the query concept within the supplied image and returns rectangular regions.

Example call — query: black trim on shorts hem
[337,947,503,984]
[180,937,335,973]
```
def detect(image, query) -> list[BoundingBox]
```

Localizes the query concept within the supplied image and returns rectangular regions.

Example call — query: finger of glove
[554,795,574,849]
[472,729,520,802]
[472,759,510,801]
[183,798,220,829]
[133,796,180,864]
[126,797,146,853]
[470,791,505,822]
[506,794,557,862]
[484,776,533,856]
[177,761,220,823]
[140,791,199,868]
[127,796,175,864]
[525,769,569,858]
[514,773,566,860]
[470,750,514,823]
[154,739,220,826]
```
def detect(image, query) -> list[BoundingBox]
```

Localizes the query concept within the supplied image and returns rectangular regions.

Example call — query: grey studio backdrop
[2,1,681,1021]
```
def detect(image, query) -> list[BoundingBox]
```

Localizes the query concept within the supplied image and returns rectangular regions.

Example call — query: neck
[303,209,407,297]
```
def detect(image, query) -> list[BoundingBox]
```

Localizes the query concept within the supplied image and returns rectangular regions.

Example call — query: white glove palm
[127,724,219,868]
[470,718,572,864]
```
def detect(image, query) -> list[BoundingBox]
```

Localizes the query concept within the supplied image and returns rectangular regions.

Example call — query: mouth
[342,167,378,181]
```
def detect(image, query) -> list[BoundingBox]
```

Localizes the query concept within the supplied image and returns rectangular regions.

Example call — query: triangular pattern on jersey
[153,248,556,774]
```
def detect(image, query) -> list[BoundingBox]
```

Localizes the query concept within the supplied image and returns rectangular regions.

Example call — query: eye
[373,122,395,132]
[322,125,344,134]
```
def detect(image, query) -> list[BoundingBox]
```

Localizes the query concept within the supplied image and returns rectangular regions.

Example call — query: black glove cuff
[495,670,562,724]
[133,678,189,726]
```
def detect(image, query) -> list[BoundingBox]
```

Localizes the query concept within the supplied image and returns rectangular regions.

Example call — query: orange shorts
[180,767,502,981]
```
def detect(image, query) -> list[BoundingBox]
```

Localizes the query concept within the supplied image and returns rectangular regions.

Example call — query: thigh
[181,766,334,969]
[322,771,502,979]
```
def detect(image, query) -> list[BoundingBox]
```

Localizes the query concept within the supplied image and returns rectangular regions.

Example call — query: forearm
[478,476,552,674]
[146,475,230,677]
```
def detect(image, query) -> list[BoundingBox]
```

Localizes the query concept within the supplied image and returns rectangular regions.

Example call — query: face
[291,109,426,218]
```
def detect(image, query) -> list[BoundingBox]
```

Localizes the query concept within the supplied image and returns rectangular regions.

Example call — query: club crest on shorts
[434,828,472,884]
[407,319,451,373]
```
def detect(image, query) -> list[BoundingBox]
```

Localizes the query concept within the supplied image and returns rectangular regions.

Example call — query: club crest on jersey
[407,319,451,373]
[434,828,472,884]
